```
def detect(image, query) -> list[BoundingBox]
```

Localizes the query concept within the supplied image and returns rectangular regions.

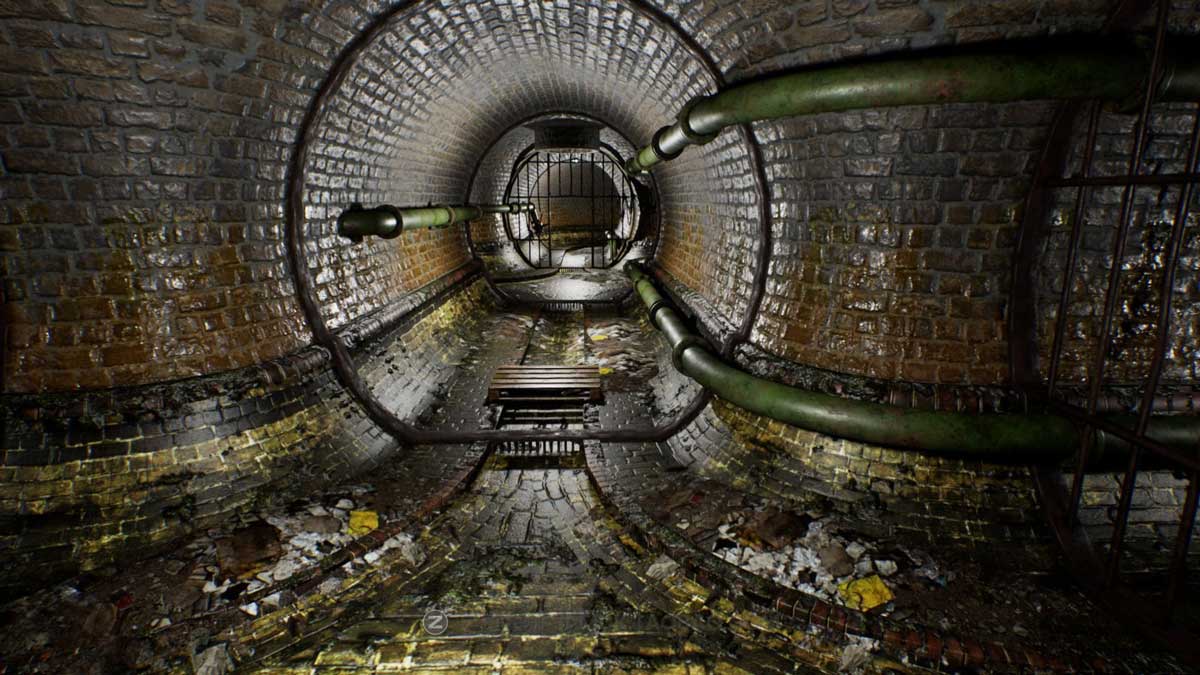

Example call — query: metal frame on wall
[1010,0,1200,660]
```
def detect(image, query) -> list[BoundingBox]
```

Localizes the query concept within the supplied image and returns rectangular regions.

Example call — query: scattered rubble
[81,602,118,638]
[714,512,907,613]
[0,486,419,673]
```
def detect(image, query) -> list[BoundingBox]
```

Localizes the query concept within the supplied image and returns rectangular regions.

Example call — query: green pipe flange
[645,298,670,328]
[651,127,683,161]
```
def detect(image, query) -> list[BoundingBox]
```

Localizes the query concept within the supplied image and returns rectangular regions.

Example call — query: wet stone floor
[0,271,1192,673]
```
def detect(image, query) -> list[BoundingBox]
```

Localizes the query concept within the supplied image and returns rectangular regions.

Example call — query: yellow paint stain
[590,333,607,341]
[598,367,614,375]
[837,574,893,611]
[347,510,379,536]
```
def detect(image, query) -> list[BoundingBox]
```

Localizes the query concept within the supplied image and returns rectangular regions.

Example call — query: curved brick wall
[469,116,641,273]
[4,0,1200,605]
[0,0,756,597]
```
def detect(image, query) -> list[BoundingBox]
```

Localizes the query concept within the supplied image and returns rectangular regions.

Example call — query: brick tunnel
[2,0,1200,672]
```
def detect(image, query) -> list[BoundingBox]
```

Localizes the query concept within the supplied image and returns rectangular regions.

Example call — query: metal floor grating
[492,438,583,457]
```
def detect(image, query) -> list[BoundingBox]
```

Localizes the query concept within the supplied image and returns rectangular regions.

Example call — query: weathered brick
[853,7,933,36]
[26,104,103,127]
[3,150,78,175]
[177,20,248,51]
[81,155,148,177]
[48,51,129,78]
[0,0,69,20]
[106,109,172,129]
[75,0,173,37]
[0,48,48,74]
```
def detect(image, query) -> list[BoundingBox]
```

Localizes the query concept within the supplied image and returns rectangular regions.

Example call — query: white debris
[150,617,172,630]
[713,514,938,610]
[245,580,266,594]
[646,555,680,580]
[845,542,867,560]
[260,592,282,610]
[270,556,304,582]
[335,499,355,510]
[194,644,232,675]
[839,635,879,673]
[239,602,259,617]
[914,563,940,580]
[307,505,329,517]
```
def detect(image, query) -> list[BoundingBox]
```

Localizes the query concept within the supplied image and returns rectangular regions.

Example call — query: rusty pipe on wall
[626,262,1200,468]
[337,202,534,242]
[626,40,1200,173]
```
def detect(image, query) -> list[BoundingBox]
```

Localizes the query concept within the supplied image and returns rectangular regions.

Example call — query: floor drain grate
[538,301,583,312]
[493,439,583,457]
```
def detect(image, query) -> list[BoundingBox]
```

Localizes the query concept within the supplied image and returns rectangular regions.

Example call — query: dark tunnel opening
[2,1,1200,673]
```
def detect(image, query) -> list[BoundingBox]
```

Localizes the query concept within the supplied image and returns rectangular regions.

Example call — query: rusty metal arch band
[285,0,769,444]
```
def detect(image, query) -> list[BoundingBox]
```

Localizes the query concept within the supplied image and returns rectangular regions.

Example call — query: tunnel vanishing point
[3,0,1200,673]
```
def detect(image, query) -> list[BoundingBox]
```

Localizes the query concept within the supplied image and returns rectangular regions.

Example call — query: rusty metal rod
[1166,472,1200,618]
[1062,101,1104,523]
[1150,103,1200,613]
[1105,0,1173,587]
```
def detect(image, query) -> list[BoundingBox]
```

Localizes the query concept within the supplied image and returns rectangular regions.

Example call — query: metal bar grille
[1019,0,1200,648]
[502,144,639,269]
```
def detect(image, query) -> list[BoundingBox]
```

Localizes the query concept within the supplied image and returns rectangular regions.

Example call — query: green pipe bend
[627,41,1200,174]
[626,261,1198,465]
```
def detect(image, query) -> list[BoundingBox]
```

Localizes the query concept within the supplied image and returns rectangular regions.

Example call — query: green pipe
[626,262,1199,465]
[337,202,534,242]
[628,42,1200,173]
